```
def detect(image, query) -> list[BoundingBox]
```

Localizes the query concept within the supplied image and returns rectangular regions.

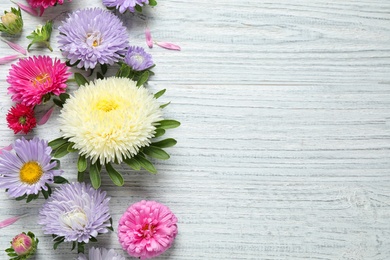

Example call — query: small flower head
[26,20,53,51]
[7,55,70,106]
[6,231,38,259]
[124,46,154,71]
[0,137,62,199]
[78,247,125,260]
[103,0,155,13]
[27,0,71,9]
[6,103,37,134]
[58,8,129,70]
[38,182,111,244]
[118,200,178,259]
[0,7,23,35]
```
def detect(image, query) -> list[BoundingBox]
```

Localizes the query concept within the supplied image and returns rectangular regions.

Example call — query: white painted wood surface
[0,0,389,259]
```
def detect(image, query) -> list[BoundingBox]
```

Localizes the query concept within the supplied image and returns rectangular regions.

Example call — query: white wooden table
[0,1,389,259]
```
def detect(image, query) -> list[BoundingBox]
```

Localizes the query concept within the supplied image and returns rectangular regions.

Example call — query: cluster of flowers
[0,0,180,259]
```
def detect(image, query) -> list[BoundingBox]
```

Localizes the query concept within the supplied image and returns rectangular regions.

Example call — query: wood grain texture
[0,0,389,259]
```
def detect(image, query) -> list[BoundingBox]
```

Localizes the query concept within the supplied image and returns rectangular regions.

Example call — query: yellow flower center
[95,99,119,112]
[19,161,43,185]
[86,32,102,48]
[32,73,50,86]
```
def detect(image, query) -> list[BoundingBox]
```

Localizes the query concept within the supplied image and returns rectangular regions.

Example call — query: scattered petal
[11,1,39,16]
[145,28,153,48]
[37,106,54,125]
[0,144,13,155]
[0,214,28,229]
[155,41,181,51]
[0,37,28,55]
[0,54,20,65]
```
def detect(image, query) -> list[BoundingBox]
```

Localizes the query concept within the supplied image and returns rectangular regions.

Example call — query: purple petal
[38,106,54,125]
[155,41,181,51]
[145,28,153,48]
[0,55,20,65]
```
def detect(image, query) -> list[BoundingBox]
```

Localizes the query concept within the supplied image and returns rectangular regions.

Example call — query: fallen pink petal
[12,1,39,16]
[1,38,28,55]
[0,144,13,155]
[37,106,55,125]
[0,214,28,229]
[0,55,20,65]
[155,41,181,51]
[145,28,153,48]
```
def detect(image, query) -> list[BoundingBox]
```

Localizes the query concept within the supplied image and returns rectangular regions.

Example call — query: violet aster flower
[124,46,154,71]
[0,137,62,198]
[38,182,111,244]
[58,8,129,70]
[118,200,178,259]
[103,0,149,13]
[78,247,125,260]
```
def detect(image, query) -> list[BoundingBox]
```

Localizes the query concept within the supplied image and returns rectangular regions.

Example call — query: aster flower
[124,46,154,71]
[0,137,62,200]
[38,182,111,249]
[58,8,129,70]
[78,247,125,260]
[103,0,157,13]
[7,55,70,106]
[0,7,23,35]
[5,231,38,260]
[27,0,71,9]
[6,103,37,134]
[118,200,178,260]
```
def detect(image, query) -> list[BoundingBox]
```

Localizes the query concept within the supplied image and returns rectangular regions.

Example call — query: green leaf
[156,119,181,129]
[77,171,85,182]
[89,237,98,242]
[152,138,177,148]
[54,143,70,158]
[67,142,78,153]
[153,128,166,138]
[71,241,76,251]
[77,154,87,172]
[154,89,166,99]
[51,159,61,170]
[41,188,49,199]
[105,163,124,186]
[77,242,85,254]
[74,73,88,86]
[89,162,101,189]
[160,101,171,109]
[143,146,170,160]
[134,154,157,174]
[26,193,38,203]
[137,71,150,87]
[53,237,65,250]
[97,72,104,80]
[124,157,141,171]
[108,217,114,231]
[15,194,27,201]
[48,137,68,150]
[116,64,131,78]
[101,64,108,75]
[135,4,142,12]
[59,93,70,102]
[54,176,69,184]
[52,98,63,108]
[149,0,157,6]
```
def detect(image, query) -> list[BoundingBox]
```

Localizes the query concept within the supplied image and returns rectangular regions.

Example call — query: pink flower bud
[12,233,33,255]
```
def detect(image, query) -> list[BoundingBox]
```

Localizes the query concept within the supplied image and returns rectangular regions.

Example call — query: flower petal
[0,144,13,155]
[0,37,28,55]
[155,41,181,51]
[0,55,20,65]
[37,106,54,125]
[0,214,28,229]
[145,28,153,48]
[11,1,39,16]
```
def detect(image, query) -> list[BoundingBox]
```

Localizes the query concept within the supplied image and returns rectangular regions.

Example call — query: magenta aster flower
[27,0,71,9]
[38,182,111,243]
[118,200,178,259]
[0,137,62,198]
[58,8,129,70]
[7,55,70,106]
[103,0,149,13]
[78,247,125,260]
[6,103,37,134]
[124,46,154,71]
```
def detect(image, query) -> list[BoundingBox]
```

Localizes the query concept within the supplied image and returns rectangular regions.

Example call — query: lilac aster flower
[58,8,129,70]
[0,137,62,198]
[124,46,154,71]
[38,182,111,243]
[103,0,149,13]
[78,247,125,260]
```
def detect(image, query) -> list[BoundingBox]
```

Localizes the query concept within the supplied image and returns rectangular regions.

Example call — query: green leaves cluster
[27,20,53,51]
[116,63,155,87]
[134,0,157,12]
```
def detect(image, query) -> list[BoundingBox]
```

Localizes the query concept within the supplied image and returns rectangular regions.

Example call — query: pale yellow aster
[59,77,163,164]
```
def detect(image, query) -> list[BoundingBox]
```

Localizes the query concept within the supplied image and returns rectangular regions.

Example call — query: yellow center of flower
[19,161,43,185]
[95,99,119,112]
[32,73,50,86]
[86,32,102,48]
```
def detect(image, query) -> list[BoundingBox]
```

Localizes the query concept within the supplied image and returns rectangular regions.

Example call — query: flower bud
[26,20,53,51]
[6,231,38,259]
[0,8,23,35]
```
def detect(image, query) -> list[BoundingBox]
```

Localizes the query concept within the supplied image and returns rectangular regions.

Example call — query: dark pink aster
[7,55,70,106]
[6,103,37,134]
[118,200,178,260]
[27,0,71,9]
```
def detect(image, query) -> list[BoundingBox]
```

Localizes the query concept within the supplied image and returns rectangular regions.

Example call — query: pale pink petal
[145,28,153,48]
[155,41,181,51]
[0,38,28,55]
[12,1,39,16]
[0,55,20,65]
[0,144,13,154]
[0,214,28,228]
[37,106,54,125]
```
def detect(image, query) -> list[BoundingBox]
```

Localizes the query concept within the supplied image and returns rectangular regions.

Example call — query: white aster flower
[59,77,163,164]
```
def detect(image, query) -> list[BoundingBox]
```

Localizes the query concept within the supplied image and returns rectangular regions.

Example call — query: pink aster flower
[118,200,178,260]
[7,55,70,106]
[27,0,71,9]
[6,103,37,134]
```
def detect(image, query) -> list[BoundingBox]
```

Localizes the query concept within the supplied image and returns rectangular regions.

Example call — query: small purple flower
[78,247,125,260]
[124,46,154,71]
[58,8,129,70]
[103,0,149,13]
[38,182,111,243]
[0,137,62,198]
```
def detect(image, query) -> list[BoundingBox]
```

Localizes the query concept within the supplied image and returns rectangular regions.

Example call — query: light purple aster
[78,247,126,260]
[38,182,111,243]
[58,8,129,70]
[103,0,149,13]
[124,46,154,71]
[0,137,62,198]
